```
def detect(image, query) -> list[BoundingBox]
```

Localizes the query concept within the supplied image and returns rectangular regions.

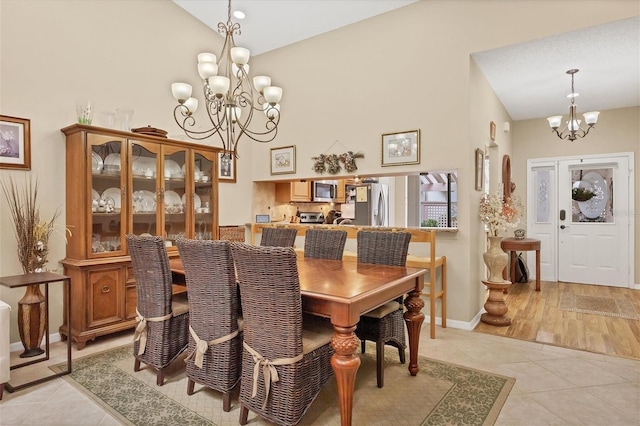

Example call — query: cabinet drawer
[87,268,124,327]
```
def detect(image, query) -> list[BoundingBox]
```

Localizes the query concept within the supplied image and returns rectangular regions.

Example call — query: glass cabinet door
[88,135,126,257]
[193,151,216,240]
[163,147,187,246]
[130,141,160,237]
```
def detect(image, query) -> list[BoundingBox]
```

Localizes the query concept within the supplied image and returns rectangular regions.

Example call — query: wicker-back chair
[259,227,298,247]
[303,229,347,260]
[355,230,411,388]
[230,243,334,426]
[176,238,242,412]
[125,234,189,386]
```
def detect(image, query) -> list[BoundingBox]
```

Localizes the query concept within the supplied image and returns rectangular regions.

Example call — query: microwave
[312,180,338,202]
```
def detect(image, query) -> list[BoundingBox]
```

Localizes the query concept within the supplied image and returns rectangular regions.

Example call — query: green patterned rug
[53,344,514,425]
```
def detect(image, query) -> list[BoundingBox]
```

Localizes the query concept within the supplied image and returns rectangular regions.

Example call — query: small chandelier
[170,0,282,156]
[546,69,599,142]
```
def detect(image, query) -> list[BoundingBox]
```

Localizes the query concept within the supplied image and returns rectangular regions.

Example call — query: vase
[483,235,509,283]
[17,283,46,358]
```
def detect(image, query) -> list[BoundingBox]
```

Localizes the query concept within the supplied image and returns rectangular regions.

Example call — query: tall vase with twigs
[1,177,63,357]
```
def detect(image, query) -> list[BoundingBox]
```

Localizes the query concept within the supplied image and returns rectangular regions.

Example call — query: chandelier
[170,0,282,156]
[546,69,599,142]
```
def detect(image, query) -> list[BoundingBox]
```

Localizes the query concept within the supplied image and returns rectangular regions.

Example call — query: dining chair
[259,227,298,247]
[355,230,411,388]
[303,228,347,260]
[230,243,334,426]
[176,238,243,412]
[126,234,189,386]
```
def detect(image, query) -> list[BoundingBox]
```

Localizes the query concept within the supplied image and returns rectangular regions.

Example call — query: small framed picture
[217,151,236,183]
[381,129,420,166]
[255,214,271,223]
[490,121,496,142]
[0,115,31,170]
[270,145,296,175]
[475,148,485,191]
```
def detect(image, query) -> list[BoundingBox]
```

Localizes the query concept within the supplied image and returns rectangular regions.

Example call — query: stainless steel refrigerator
[350,183,389,226]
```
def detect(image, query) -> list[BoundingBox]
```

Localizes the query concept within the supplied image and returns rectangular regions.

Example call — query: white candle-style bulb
[208,76,230,96]
[263,86,283,103]
[226,105,242,122]
[197,53,216,64]
[183,97,198,114]
[264,103,280,119]
[230,47,250,65]
[171,82,192,103]
[253,75,271,93]
[583,111,600,125]
[198,62,218,79]
[547,116,562,128]
[232,63,249,77]
[568,119,581,131]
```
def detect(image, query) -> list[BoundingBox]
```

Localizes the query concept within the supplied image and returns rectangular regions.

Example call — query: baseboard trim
[10,332,61,352]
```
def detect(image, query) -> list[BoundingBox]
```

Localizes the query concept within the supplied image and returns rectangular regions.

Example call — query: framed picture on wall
[270,145,296,175]
[217,151,236,182]
[0,115,31,170]
[381,129,420,166]
[475,148,484,191]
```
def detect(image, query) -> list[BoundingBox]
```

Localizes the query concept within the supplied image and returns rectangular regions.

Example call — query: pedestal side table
[0,272,72,392]
[500,238,541,291]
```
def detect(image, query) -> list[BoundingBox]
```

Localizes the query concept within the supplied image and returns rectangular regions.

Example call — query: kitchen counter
[249,222,456,245]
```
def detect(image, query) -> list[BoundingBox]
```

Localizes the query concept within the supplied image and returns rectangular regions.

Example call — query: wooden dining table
[170,256,426,426]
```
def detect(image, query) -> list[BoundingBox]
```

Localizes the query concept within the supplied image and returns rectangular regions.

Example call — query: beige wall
[1,0,638,343]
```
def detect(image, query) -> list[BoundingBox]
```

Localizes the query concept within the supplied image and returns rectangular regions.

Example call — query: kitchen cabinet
[60,124,220,348]
[335,179,346,203]
[275,181,311,202]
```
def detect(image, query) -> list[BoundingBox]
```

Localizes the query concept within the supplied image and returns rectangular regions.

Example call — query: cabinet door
[192,150,217,239]
[162,146,188,246]
[89,134,127,258]
[130,140,161,236]
[335,179,346,203]
[291,181,311,201]
[87,267,124,327]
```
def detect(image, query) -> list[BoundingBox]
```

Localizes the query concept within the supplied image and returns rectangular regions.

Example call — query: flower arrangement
[479,190,523,237]
[1,177,68,273]
[571,186,595,202]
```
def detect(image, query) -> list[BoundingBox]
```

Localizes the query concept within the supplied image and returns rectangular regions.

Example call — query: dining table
[169,256,426,426]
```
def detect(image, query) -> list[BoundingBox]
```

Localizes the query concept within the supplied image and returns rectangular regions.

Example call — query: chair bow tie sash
[243,342,303,409]
[133,309,173,355]
[186,325,241,369]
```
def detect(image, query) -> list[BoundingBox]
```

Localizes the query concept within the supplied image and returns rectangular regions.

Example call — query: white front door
[557,155,631,287]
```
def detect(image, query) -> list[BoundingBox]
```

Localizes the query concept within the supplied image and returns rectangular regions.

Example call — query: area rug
[559,293,640,320]
[53,344,514,426]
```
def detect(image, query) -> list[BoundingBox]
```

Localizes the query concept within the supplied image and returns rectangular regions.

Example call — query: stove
[299,212,325,224]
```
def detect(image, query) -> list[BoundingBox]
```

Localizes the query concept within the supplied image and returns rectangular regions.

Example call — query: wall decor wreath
[312,151,364,175]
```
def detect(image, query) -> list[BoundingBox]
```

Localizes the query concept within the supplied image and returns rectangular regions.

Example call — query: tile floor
[1,327,638,425]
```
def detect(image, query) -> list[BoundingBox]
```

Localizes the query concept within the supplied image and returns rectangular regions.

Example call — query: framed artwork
[270,145,296,175]
[490,121,496,141]
[0,115,31,170]
[475,148,484,191]
[217,151,236,182]
[381,129,420,166]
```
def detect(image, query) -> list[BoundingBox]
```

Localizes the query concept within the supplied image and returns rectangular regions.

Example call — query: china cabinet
[60,124,220,348]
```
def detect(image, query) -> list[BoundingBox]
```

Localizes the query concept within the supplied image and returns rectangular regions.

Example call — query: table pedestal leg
[404,289,425,376]
[481,280,512,326]
[331,325,360,426]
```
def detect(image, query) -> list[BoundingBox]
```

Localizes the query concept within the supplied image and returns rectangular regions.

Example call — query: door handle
[560,225,569,230]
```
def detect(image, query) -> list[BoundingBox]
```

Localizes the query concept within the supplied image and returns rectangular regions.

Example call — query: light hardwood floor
[474,280,640,359]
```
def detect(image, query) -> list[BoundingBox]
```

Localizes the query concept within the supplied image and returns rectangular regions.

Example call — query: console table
[500,238,541,291]
[0,272,72,392]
